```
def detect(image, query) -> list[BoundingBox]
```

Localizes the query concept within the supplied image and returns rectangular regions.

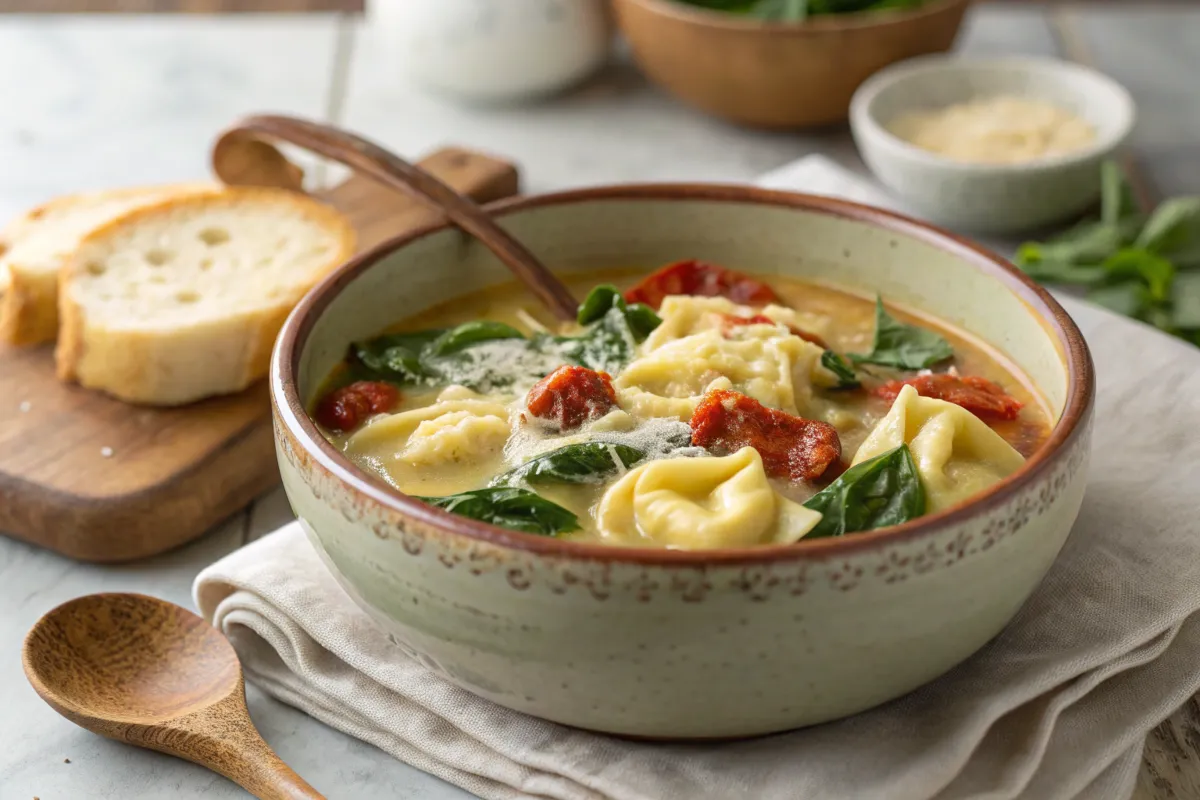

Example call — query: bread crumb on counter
[100,447,114,458]
[18,400,31,412]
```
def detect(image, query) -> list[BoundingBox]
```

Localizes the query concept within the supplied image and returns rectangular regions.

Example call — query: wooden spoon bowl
[23,593,324,800]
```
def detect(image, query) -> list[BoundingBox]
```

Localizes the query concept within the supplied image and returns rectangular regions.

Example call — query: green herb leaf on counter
[1135,197,1200,267]
[493,442,647,487]
[1170,273,1200,330]
[1086,283,1147,319]
[802,444,926,538]
[1102,248,1175,303]
[820,350,861,389]
[1015,215,1145,274]
[1015,160,1200,348]
[416,487,580,536]
[1100,158,1138,226]
[850,296,954,371]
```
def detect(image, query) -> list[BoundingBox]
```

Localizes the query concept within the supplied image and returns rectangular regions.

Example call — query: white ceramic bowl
[390,0,613,104]
[850,55,1136,234]
[273,184,1094,739]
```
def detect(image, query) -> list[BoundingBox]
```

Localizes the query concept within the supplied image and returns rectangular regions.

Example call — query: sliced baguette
[56,188,356,405]
[0,184,216,345]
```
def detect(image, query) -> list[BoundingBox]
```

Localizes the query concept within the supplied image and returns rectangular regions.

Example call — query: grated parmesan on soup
[887,95,1097,165]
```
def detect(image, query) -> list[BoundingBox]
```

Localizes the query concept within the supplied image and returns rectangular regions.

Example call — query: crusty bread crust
[0,184,216,346]
[56,187,356,406]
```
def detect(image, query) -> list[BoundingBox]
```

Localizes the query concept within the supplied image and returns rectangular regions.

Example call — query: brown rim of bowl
[618,0,968,33]
[272,184,1094,567]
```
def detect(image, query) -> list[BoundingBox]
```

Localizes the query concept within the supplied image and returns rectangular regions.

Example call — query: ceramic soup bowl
[271,186,1093,739]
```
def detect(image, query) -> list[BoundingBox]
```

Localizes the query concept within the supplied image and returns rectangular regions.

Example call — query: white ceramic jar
[389,0,613,103]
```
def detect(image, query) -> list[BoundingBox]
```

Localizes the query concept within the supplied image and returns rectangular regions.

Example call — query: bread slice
[0,184,215,345]
[56,188,356,405]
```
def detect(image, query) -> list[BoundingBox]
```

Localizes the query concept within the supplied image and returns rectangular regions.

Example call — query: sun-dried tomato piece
[315,380,401,432]
[526,365,618,430]
[876,374,1023,421]
[718,313,828,348]
[624,260,782,310]
[689,390,842,482]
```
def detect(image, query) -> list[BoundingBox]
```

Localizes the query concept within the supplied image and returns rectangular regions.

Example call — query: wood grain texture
[22,593,325,799]
[0,0,362,12]
[0,144,519,564]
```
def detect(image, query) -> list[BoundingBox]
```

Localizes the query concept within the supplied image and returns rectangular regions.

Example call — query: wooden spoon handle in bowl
[212,114,579,321]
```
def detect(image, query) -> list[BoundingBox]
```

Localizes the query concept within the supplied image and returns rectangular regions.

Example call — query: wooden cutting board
[0,140,519,563]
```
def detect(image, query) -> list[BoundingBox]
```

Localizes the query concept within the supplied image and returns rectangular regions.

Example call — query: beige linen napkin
[195,158,1200,800]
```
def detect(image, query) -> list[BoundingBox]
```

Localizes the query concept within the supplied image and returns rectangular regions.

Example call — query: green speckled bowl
[271,185,1094,739]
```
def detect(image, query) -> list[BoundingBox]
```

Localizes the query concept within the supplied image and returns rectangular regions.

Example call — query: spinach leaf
[416,487,579,536]
[493,442,647,487]
[428,337,564,393]
[426,321,525,357]
[555,306,636,374]
[820,351,860,389]
[354,323,561,392]
[1101,158,1138,226]
[352,329,446,383]
[576,284,662,339]
[1170,272,1200,330]
[850,296,954,371]
[802,444,926,538]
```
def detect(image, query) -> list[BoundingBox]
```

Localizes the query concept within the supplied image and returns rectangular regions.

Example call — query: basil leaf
[1016,215,1144,270]
[820,351,860,389]
[352,329,446,383]
[749,0,808,20]
[1102,248,1175,303]
[1135,197,1200,258]
[416,487,579,536]
[1170,272,1200,330]
[1100,159,1138,226]
[494,442,646,487]
[1016,259,1107,285]
[850,296,953,370]
[427,321,525,357]
[803,444,926,538]
[1087,283,1148,318]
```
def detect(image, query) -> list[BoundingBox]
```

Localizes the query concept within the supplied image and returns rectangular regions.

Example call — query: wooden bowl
[611,0,971,129]
[271,184,1094,739]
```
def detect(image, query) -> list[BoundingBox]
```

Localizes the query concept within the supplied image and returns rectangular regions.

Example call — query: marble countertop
[2,4,1198,799]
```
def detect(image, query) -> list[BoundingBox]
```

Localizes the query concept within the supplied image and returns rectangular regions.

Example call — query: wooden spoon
[212,113,579,321]
[22,592,324,800]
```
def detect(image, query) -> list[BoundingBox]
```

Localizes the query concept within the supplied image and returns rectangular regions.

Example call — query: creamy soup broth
[314,265,1052,549]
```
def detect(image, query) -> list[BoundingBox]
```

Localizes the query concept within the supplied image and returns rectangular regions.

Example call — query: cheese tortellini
[595,447,822,548]
[643,295,831,351]
[344,388,512,470]
[852,385,1025,513]
[615,327,825,421]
